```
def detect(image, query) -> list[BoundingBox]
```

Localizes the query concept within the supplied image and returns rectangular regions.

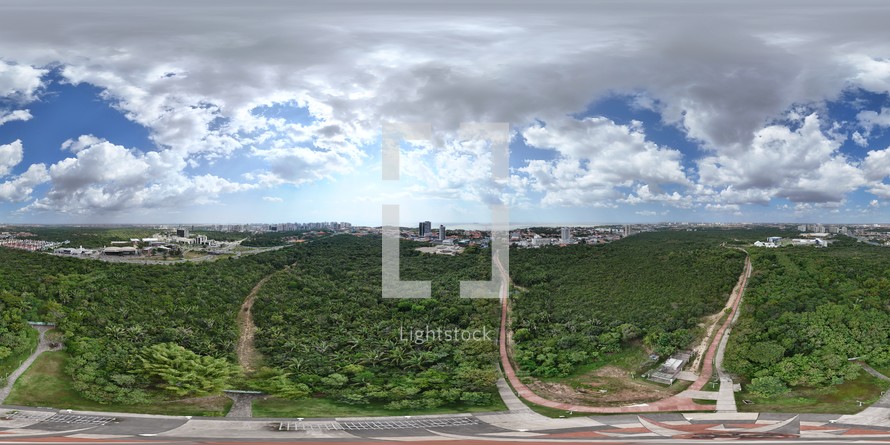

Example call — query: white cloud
[705,203,741,212]
[0,163,49,202]
[852,131,868,147]
[0,109,32,126]
[868,183,890,199]
[696,113,864,204]
[262,196,283,203]
[520,117,689,207]
[0,61,44,102]
[1,3,890,218]
[23,136,254,214]
[0,138,48,203]
[862,147,890,182]
[0,139,24,177]
[857,107,890,140]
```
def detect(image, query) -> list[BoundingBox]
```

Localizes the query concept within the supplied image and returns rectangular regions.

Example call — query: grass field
[6,351,232,416]
[736,372,890,414]
[253,396,506,418]
[0,327,38,384]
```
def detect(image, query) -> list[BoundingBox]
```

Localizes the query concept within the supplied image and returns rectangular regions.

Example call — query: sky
[1,1,890,225]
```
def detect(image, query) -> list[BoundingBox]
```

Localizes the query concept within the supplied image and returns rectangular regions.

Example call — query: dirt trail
[496,249,752,413]
[236,273,276,374]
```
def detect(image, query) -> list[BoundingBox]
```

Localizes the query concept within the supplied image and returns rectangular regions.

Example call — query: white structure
[561,227,571,244]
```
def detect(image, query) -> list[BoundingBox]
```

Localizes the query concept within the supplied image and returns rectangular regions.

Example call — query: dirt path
[496,250,752,414]
[236,273,276,374]
[0,325,62,404]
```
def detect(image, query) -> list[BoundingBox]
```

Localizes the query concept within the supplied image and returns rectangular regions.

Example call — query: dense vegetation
[5,226,158,248]
[241,230,310,247]
[509,230,747,377]
[725,239,890,395]
[251,235,502,410]
[0,244,301,404]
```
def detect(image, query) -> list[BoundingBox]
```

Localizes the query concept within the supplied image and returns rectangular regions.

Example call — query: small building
[104,246,138,256]
[648,352,691,385]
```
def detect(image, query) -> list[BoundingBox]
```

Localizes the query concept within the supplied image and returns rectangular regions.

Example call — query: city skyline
[1,2,890,225]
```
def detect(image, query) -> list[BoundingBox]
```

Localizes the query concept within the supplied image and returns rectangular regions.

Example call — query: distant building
[439,224,446,241]
[176,228,189,238]
[418,221,432,237]
[561,227,571,244]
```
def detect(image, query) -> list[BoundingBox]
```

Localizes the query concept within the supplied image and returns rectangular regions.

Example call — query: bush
[747,376,789,397]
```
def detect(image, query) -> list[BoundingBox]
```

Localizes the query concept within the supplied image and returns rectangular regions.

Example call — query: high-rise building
[439,224,446,241]
[418,221,432,237]
[561,227,570,244]
[176,228,189,238]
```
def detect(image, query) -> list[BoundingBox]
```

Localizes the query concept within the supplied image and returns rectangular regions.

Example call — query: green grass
[6,351,232,416]
[0,327,39,382]
[538,344,652,384]
[737,372,890,414]
[252,396,506,418]
[692,398,717,405]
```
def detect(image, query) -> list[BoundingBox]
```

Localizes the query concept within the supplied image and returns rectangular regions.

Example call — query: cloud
[696,113,864,204]
[0,139,24,177]
[0,61,44,102]
[262,196,283,203]
[0,139,48,202]
[520,116,689,207]
[1,3,890,218]
[0,109,32,126]
[0,163,49,202]
[23,136,254,214]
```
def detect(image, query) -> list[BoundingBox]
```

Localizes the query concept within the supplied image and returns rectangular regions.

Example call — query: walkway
[0,325,62,404]
[495,250,752,414]
[223,390,265,418]
[858,361,890,383]
[838,365,890,427]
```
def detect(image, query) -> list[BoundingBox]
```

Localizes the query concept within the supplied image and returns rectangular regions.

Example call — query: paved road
[0,325,62,404]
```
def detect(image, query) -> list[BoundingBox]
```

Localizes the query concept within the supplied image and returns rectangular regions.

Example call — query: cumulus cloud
[0,109,32,126]
[0,139,24,177]
[0,61,44,102]
[0,140,48,202]
[520,117,689,207]
[24,136,254,214]
[697,113,863,204]
[1,2,890,217]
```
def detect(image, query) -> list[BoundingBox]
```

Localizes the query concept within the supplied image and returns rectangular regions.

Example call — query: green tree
[138,343,237,397]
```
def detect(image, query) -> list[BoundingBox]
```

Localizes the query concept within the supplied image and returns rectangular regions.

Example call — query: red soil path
[496,253,751,413]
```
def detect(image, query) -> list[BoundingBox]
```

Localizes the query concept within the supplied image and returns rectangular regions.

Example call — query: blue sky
[0,1,890,226]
